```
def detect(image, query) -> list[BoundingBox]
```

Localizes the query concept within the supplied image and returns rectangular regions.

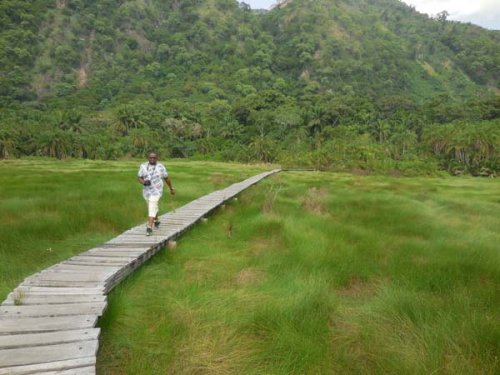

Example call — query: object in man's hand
[143,180,151,186]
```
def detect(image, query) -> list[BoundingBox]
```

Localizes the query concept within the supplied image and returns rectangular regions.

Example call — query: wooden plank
[105,238,158,244]
[48,264,121,272]
[3,294,106,306]
[168,213,202,217]
[23,280,103,288]
[75,252,140,259]
[64,259,130,267]
[0,328,99,349]
[0,302,106,317]
[148,225,192,228]
[88,245,150,251]
[0,315,97,334]
[68,255,133,263]
[106,239,162,244]
[106,236,161,242]
[166,221,202,225]
[153,223,195,228]
[36,366,95,375]
[25,272,109,282]
[175,205,215,208]
[172,209,210,213]
[192,202,222,206]
[92,248,155,253]
[168,211,202,214]
[0,340,98,368]
[37,270,116,279]
[167,216,198,220]
[103,241,158,246]
[99,243,153,248]
[40,274,110,284]
[89,246,148,251]
[12,287,104,295]
[83,250,147,257]
[38,270,118,279]
[0,357,95,375]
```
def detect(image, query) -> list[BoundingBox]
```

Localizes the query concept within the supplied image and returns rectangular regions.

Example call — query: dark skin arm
[165,176,175,195]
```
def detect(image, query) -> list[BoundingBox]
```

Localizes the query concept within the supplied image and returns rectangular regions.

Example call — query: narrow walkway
[0,169,280,375]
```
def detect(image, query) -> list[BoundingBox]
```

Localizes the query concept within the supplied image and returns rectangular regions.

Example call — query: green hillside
[0,0,499,174]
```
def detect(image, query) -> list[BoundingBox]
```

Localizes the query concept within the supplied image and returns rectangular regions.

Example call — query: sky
[242,0,500,30]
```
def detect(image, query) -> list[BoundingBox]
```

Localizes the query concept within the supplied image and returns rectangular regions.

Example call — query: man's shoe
[154,220,161,229]
[146,227,153,236]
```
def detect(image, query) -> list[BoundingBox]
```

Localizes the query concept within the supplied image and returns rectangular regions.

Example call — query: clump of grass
[234,267,266,286]
[226,221,234,238]
[301,186,330,215]
[209,172,232,188]
[261,182,283,213]
[12,289,25,306]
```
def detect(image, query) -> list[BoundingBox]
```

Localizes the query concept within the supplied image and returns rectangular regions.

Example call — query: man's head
[148,152,158,165]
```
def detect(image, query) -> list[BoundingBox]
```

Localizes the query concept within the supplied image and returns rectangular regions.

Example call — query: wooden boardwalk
[0,169,280,374]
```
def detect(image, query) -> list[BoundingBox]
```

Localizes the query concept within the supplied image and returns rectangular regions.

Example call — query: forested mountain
[1,0,499,175]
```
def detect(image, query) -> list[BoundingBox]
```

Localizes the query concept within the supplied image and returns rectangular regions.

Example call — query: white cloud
[403,0,480,16]
[402,0,500,29]
[242,1,500,29]
[242,0,276,9]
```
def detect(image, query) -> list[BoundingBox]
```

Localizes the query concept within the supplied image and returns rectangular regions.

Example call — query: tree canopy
[0,0,498,175]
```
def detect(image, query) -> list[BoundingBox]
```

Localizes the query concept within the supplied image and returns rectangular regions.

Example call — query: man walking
[138,152,175,236]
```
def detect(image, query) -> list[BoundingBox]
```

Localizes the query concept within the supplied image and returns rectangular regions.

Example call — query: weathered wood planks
[0,169,280,374]
[0,329,99,350]
[0,315,98,334]
[0,357,97,375]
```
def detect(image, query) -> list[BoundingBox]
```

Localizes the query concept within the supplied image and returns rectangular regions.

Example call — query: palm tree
[249,135,277,163]
[304,105,326,139]
[35,129,71,159]
[112,105,145,136]
[0,130,17,159]
[52,110,85,133]
[372,120,391,143]
[129,128,152,156]
[389,125,417,159]
[422,125,449,157]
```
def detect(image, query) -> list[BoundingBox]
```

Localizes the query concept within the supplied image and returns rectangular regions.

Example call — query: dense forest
[0,0,499,175]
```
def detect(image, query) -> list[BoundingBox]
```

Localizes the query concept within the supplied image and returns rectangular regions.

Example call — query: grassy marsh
[0,160,498,374]
[97,171,499,374]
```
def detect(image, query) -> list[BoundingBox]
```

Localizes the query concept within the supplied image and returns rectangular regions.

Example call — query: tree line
[1,93,498,175]
[0,0,499,175]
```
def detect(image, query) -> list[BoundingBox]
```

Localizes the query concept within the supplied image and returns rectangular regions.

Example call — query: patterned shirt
[138,162,168,198]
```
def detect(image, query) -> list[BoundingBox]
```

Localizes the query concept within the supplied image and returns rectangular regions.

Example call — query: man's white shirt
[138,162,168,198]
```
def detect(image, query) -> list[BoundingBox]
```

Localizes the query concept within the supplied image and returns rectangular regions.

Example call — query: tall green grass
[1,160,498,374]
[96,172,499,374]
[0,159,267,300]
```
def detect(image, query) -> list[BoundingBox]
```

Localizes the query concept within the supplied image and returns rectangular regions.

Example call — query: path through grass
[0,159,267,300]
[96,171,499,374]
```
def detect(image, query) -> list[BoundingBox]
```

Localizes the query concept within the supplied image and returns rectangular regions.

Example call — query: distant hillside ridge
[0,0,499,105]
